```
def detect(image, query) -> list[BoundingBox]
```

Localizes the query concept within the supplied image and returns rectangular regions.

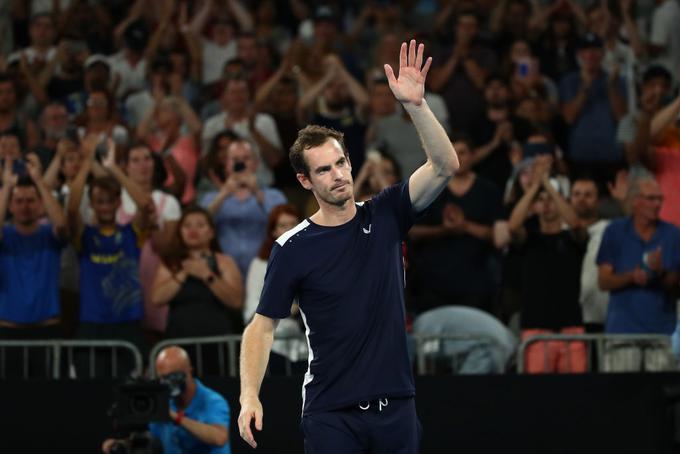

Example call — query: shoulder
[275,219,311,249]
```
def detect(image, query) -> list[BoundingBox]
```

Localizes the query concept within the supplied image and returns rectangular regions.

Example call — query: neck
[88,119,108,130]
[14,221,40,235]
[540,218,562,234]
[188,248,211,258]
[178,379,197,410]
[633,215,657,236]
[579,215,598,228]
[311,198,357,227]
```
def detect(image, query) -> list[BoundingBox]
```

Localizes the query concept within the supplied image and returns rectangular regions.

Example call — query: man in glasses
[597,176,680,371]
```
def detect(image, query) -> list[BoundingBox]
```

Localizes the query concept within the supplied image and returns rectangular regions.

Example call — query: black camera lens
[130,394,156,415]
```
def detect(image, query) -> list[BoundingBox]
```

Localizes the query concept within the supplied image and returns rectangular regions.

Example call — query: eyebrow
[314,157,345,174]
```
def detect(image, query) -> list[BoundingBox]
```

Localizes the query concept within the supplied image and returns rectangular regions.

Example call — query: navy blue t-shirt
[256,182,417,415]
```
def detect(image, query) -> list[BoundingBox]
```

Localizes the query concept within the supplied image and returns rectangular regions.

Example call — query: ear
[297,172,312,190]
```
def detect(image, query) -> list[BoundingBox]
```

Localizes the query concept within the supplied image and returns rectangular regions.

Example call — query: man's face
[578,47,603,72]
[632,180,664,222]
[323,77,348,110]
[125,147,154,185]
[42,105,69,140]
[297,138,353,207]
[90,186,120,225]
[570,180,599,219]
[536,190,559,223]
[0,81,16,113]
[453,141,472,174]
[369,83,396,117]
[641,76,671,109]
[456,15,478,43]
[9,186,42,226]
[484,79,508,107]
[29,16,55,48]
[222,80,250,113]
[237,37,258,66]
[225,141,257,178]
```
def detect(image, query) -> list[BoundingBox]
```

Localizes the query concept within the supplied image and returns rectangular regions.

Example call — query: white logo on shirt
[363,225,372,234]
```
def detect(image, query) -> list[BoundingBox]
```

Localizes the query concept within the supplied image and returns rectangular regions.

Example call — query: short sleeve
[596,222,616,266]
[202,393,230,428]
[650,7,670,47]
[256,244,299,320]
[159,193,181,222]
[371,181,418,238]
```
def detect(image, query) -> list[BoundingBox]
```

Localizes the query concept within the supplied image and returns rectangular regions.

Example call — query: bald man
[103,346,231,454]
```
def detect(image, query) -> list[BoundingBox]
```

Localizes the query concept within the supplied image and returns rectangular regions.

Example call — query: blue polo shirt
[256,182,417,415]
[0,224,64,323]
[559,71,626,162]
[150,379,231,454]
[596,218,680,334]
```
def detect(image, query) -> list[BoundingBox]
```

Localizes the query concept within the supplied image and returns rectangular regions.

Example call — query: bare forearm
[543,179,580,228]
[463,221,492,241]
[339,67,369,109]
[562,89,588,124]
[151,273,185,305]
[651,97,680,138]
[108,164,153,210]
[227,0,254,31]
[508,182,539,231]
[471,139,500,166]
[239,323,274,400]
[207,189,229,216]
[427,57,456,92]
[599,271,633,291]
[403,100,458,174]
[607,82,627,121]
[208,277,243,310]
[178,418,228,446]
[36,178,67,235]
[625,113,653,167]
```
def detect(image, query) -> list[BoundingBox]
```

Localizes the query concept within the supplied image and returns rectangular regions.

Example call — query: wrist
[402,98,429,114]
[174,410,184,425]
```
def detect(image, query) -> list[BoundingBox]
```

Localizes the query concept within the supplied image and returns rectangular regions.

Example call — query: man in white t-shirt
[108,21,149,100]
[649,0,680,80]
[202,76,283,187]
[15,13,57,66]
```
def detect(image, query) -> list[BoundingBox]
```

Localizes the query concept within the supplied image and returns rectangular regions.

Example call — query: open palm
[384,39,432,106]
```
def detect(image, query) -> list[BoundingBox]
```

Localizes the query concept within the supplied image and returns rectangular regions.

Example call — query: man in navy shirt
[238,40,459,453]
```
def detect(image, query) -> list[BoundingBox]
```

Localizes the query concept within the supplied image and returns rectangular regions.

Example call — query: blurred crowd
[1,0,680,376]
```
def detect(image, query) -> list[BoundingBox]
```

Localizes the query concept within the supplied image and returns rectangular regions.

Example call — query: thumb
[384,64,397,86]
[255,411,263,431]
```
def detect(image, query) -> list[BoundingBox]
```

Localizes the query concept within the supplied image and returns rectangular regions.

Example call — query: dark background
[3,373,679,453]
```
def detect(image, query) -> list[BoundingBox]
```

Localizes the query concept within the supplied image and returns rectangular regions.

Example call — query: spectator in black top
[408,138,502,314]
[151,205,243,340]
[469,75,529,191]
[508,155,587,373]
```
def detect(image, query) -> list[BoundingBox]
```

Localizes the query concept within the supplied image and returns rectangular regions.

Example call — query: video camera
[108,379,171,454]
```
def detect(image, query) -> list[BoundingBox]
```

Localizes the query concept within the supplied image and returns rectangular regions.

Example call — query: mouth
[331,182,348,191]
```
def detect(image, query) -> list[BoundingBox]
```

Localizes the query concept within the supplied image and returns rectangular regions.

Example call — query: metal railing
[517,333,675,374]
[0,340,143,379]
[411,333,512,375]
[149,335,243,378]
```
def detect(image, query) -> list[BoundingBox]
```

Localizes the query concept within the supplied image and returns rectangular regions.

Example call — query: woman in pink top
[137,96,201,204]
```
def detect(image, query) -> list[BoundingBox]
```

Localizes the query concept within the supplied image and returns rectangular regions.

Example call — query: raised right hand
[238,396,263,449]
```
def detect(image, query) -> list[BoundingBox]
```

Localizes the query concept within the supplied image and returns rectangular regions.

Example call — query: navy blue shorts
[301,397,422,454]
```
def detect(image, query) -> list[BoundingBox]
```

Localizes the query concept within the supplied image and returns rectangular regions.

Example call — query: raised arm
[384,40,459,213]
[651,92,680,139]
[26,154,67,240]
[0,158,17,242]
[67,135,98,242]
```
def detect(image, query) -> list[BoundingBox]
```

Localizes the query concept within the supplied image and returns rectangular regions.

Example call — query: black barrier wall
[2,374,678,453]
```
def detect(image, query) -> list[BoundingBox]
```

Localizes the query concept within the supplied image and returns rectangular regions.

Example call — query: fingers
[399,42,407,69]
[408,39,416,68]
[415,42,424,69]
[383,64,396,85]
[239,412,258,448]
[422,57,432,79]
[255,409,263,431]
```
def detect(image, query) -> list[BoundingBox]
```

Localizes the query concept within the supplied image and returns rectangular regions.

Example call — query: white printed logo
[363,224,372,234]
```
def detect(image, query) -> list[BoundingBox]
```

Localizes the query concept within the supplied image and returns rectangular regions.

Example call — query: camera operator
[103,345,231,454]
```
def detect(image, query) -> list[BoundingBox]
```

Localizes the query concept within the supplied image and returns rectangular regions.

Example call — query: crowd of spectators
[1,0,680,376]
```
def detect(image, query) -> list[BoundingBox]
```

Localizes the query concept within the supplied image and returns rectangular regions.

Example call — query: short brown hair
[289,125,347,177]
[88,176,121,199]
